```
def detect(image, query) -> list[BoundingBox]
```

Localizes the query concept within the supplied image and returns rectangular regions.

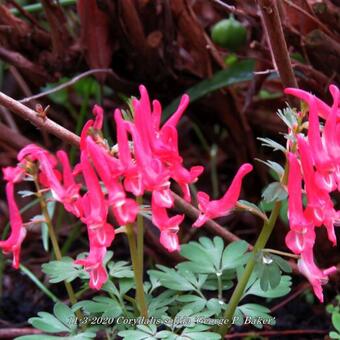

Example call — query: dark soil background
[0,0,339,339]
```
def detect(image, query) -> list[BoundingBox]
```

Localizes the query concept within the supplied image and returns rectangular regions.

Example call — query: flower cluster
[0,86,252,290]
[285,85,339,302]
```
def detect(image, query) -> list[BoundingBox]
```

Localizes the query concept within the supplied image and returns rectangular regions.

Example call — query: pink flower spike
[297,247,337,302]
[0,182,26,269]
[193,163,252,227]
[92,105,104,130]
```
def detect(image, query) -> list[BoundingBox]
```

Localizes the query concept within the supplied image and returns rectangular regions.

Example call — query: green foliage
[42,257,86,283]
[236,304,275,329]
[118,324,221,340]
[256,160,284,179]
[16,303,96,340]
[277,107,297,130]
[29,238,292,338]
[74,296,123,318]
[148,265,208,292]
[262,182,287,203]
[327,296,340,339]
[257,137,286,153]
[177,237,249,274]
[164,60,255,120]
[254,252,292,291]
[108,260,134,278]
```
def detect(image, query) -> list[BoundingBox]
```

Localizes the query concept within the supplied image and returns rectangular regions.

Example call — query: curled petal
[298,247,337,303]
[93,105,104,130]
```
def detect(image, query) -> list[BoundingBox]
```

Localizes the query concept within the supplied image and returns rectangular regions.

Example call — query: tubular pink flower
[324,85,340,162]
[85,137,124,204]
[287,153,312,232]
[151,194,184,252]
[114,109,133,168]
[114,109,143,196]
[56,151,82,216]
[284,87,335,120]
[2,166,25,183]
[92,104,104,130]
[163,94,189,129]
[170,164,204,202]
[74,243,108,290]
[297,136,338,245]
[193,163,253,227]
[111,198,138,225]
[127,121,170,191]
[0,180,26,269]
[297,135,327,224]
[285,227,315,255]
[297,247,337,303]
[79,151,115,248]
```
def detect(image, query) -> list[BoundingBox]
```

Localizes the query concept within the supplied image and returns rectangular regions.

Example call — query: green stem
[126,223,147,317]
[19,263,60,303]
[34,179,79,309]
[136,196,144,278]
[262,248,299,259]
[220,201,282,335]
[217,272,223,301]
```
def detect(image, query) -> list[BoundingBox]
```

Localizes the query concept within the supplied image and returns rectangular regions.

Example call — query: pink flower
[193,163,253,227]
[2,166,25,183]
[0,176,26,269]
[151,194,184,252]
[298,247,336,303]
[114,109,143,196]
[284,87,338,120]
[130,85,203,201]
[287,153,312,233]
[79,151,115,248]
[92,105,104,130]
[297,136,338,246]
[74,243,108,290]
[56,151,81,216]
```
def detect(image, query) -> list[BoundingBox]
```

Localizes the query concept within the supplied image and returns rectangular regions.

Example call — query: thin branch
[0,91,80,146]
[258,0,299,105]
[19,69,115,103]
[0,328,42,337]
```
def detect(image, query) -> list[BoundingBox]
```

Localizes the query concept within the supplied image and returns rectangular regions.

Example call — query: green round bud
[211,16,247,51]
